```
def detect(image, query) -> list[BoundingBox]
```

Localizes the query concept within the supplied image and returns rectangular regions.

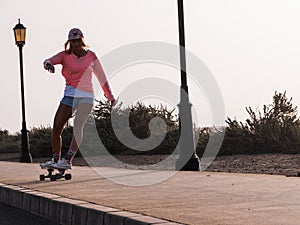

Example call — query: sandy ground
[2,152,300,177]
[206,154,300,177]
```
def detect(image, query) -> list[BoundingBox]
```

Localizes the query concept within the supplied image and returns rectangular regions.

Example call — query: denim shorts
[60,96,94,108]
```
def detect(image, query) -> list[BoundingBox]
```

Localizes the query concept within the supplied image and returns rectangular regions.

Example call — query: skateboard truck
[40,168,72,181]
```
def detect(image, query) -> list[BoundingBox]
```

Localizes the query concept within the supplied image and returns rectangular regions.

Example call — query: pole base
[20,125,32,163]
[20,154,32,163]
[175,154,201,171]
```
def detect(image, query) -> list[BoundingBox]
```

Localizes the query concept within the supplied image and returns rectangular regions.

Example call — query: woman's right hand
[45,62,55,73]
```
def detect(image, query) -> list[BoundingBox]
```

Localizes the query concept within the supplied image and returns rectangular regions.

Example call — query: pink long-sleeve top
[44,50,114,101]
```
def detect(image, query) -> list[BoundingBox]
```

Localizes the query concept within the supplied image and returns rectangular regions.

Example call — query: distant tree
[0,129,9,142]
[245,91,300,153]
[220,91,300,155]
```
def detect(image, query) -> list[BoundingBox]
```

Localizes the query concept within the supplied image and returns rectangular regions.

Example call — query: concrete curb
[0,183,183,225]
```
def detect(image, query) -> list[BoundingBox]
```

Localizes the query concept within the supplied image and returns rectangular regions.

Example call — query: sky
[1,0,300,133]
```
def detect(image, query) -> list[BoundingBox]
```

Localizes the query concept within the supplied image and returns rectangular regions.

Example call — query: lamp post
[13,19,32,163]
[175,0,200,171]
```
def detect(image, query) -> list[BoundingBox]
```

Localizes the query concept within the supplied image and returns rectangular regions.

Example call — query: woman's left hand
[110,97,118,108]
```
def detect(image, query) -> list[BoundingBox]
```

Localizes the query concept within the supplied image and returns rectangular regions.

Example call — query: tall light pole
[13,19,32,163]
[175,0,200,171]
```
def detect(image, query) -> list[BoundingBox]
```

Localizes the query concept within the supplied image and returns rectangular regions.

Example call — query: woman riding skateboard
[40,28,115,170]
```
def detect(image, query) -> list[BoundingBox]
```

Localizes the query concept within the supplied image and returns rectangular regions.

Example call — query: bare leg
[68,103,93,162]
[52,104,73,157]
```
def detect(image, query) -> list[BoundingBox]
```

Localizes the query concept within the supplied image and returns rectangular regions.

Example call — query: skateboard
[39,168,72,182]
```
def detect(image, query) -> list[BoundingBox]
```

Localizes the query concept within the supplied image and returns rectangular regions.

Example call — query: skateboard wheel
[50,176,57,182]
[65,174,72,180]
[39,175,45,181]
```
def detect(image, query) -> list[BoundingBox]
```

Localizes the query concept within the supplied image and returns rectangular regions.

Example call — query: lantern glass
[13,20,26,46]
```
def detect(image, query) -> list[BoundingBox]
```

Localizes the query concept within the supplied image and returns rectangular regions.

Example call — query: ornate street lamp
[13,19,32,163]
[175,0,200,171]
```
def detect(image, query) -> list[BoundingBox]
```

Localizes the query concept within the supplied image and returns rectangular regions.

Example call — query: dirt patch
[206,154,300,177]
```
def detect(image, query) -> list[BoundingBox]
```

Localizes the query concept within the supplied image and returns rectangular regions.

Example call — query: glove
[45,62,55,73]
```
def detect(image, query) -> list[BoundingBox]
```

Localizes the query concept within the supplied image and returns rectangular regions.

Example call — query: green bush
[0,129,20,153]
[0,101,181,157]
[28,126,52,157]
[2,91,300,158]
[219,91,300,155]
[27,125,73,158]
[93,100,180,155]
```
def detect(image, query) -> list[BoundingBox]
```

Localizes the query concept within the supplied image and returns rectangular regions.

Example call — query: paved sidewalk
[1,161,300,225]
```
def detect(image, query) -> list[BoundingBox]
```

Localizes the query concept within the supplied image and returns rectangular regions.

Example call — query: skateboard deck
[39,168,72,181]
